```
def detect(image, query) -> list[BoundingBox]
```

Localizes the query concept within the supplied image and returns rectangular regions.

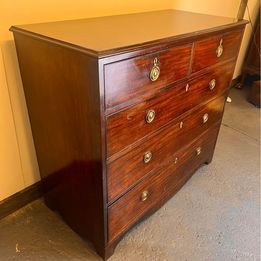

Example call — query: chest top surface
[10,9,247,57]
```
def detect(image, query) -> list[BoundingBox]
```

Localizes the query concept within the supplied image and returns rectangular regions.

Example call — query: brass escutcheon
[150,58,160,81]
[216,39,224,57]
[209,79,216,90]
[146,109,155,123]
[185,83,190,92]
[141,190,149,202]
[203,113,209,124]
[196,147,202,156]
[144,151,152,164]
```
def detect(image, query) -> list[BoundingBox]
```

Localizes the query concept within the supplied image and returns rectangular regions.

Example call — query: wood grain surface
[107,94,226,202]
[10,10,247,259]
[192,29,243,72]
[10,10,247,57]
[106,62,234,157]
[104,44,191,109]
[13,33,107,256]
[108,124,220,242]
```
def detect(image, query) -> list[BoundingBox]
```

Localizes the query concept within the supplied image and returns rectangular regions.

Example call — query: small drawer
[106,62,233,157]
[108,124,220,242]
[104,44,192,110]
[107,94,226,202]
[192,29,243,73]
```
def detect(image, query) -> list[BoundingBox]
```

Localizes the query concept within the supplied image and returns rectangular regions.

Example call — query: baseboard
[0,181,43,220]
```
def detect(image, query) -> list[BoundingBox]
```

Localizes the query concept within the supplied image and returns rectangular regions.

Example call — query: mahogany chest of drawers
[11,10,247,260]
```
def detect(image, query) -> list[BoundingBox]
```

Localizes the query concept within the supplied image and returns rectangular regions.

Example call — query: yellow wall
[0,0,173,201]
[0,0,258,200]
[0,51,25,199]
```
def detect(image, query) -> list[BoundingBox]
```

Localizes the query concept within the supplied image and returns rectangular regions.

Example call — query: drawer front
[106,63,233,157]
[107,94,226,202]
[192,30,243,73]
[108,124,220,242]
[104,44,192,110]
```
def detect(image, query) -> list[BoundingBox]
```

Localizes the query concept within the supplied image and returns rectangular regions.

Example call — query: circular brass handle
[150,58,160,81]
[144,151,152,164]
[209,79,216,90]
[196,147,201,156]
[141,190,149,202]
[203,113,209,124]
[216,39,224,58]
[146,109,155,123]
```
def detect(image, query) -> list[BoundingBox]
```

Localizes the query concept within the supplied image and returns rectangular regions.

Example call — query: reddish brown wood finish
[106,62,234,157]
[12,33,107,256]
[107,94,226,202]
[9,10,248,58]
[10,10,247,260]
[104,44,192,109]
[108,124,220,242]
[192,29,243,72]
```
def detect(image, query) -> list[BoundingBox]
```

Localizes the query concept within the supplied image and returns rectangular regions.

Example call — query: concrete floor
[0,88,260,261]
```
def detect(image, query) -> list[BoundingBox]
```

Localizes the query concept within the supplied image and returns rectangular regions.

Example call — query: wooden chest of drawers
[11,10,247,260]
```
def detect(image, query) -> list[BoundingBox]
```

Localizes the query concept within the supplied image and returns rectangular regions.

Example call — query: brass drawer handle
[144,151,152,164]
[185,83,190,92]
[150,58,160,81]
[146,109,155,123]
[209,79,216,90]
[179,121,184,128]
[203,113,209,124]
[216,39,223,58]
[196,147,201,156]
[141,190,149,202]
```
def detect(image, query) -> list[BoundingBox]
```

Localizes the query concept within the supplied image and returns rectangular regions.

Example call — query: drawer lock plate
[144,151,153,163]
[141,190,149,201]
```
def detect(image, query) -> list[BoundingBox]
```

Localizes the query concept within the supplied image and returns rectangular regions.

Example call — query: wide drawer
[106,63,233,157]
[107,94,226,202]
[108,124,220,242]
[104,44,192,110]
[192,29,243,73]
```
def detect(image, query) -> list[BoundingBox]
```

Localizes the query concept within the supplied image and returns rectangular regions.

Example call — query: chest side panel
[13,33,107,251]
